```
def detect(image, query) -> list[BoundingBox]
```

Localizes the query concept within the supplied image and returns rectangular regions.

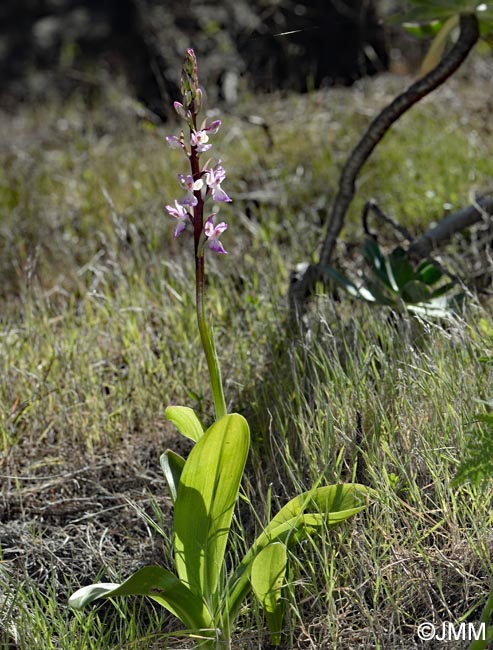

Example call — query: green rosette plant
[325,238,463,317]
[68,49,375,649]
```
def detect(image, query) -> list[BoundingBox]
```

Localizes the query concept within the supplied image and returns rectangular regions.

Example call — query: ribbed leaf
[401,0,467,23]
[173,414,250,603]
[400,280,431,304]
[68,566,211,631]
[427,281,455,299]
[362,275,396,306]
[262,484,371,534]
[407,297,455,318]
[388,247,414,290]
[478,5,493,33]
[251,543,287,646]
[166,405,204,442]
[362,239,392,289]
[224,484,374,626]
[416,261,442,286]
[160,449,185,503]
[322,265,377,302]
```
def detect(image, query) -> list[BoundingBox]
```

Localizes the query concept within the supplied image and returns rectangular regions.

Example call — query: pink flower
[165,200,191,237]
[178,174,204,206]
[190,130,212,153]
[204,215,228,254]
[190,120,222,153]
[205,162,231,202]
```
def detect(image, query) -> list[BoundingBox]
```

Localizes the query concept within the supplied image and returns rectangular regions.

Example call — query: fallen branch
[408,193,493,259]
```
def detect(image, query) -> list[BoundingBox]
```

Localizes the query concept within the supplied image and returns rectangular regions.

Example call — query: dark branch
[408,193,493,259]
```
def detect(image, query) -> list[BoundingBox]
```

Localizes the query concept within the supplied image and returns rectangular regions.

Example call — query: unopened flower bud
[181,49,200,107]
[173,101,190,120]
[183,49,198,84]
[182,89,193,109]
[195,88,203,112]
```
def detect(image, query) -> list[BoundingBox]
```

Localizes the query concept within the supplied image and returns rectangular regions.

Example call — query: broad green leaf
[251,543,287,646]
[68,566,212,631]
[384,256,400,293]
[208,321,227,419]
[407,296,455,318]
[362,239,392,289]
[420,14,460,75]
[160,449,185,503]
[400,280,431,304]
[165,405,204,442]
[224,484,374,625]
[262,484,371,534]
[322,266,376,302]
[400,1,491,30]
[416,261,443,286]
[362,275,397,306]
[388,247,415,290]
[428,281,456,299]
[479,317,493,337]
[174,414,250,604]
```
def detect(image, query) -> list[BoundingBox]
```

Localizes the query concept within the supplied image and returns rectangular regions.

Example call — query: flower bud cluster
[165,49,230,255]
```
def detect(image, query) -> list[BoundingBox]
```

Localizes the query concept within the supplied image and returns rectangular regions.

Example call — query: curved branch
[290,12,480,313]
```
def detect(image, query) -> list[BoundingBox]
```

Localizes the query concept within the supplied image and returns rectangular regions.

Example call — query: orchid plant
[68,49,374,649]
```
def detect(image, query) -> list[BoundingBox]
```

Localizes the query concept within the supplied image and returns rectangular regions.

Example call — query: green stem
[188,99,227,420]
[195,254,227,419]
